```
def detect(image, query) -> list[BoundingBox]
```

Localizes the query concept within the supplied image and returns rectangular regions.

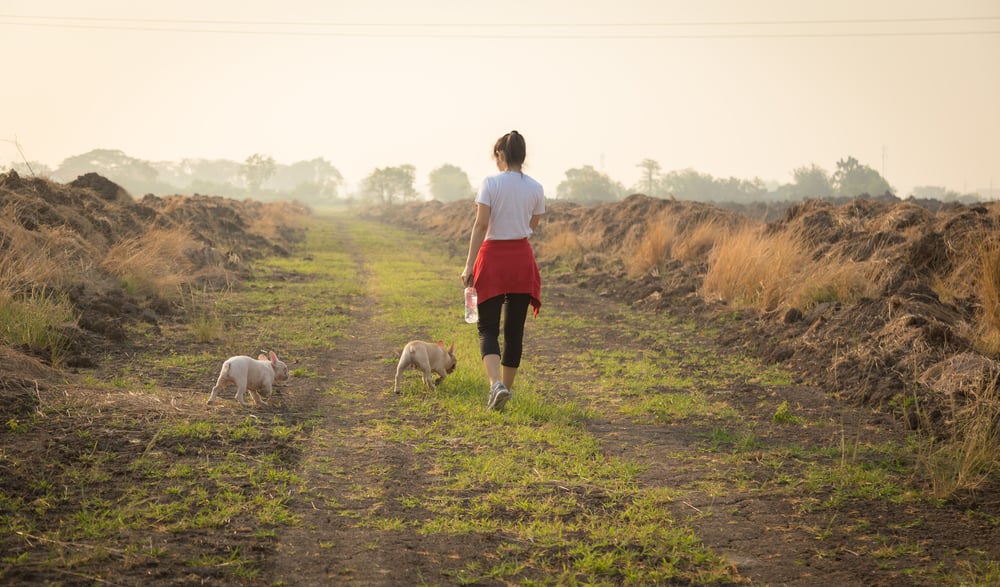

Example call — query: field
[1,171,999,585]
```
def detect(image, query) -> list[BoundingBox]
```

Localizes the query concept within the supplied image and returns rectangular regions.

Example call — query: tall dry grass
[100,227,197,299]
[0,205,99,293]
[539,225,605,268]
[671,218,731,264]
[625,213,737,277]
[626,212,678,277]
[702,225,808,312]
[917,380,1000,499]
[975,237,1000,356]
[247,201,308,244]
[702,224,876,313]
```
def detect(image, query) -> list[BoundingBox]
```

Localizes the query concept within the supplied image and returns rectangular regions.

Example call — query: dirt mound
[373,194,1000,432]
[0,169,308,374]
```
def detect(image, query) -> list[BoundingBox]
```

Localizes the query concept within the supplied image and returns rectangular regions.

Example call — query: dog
[208,351,290,406]
[393,340,456,394]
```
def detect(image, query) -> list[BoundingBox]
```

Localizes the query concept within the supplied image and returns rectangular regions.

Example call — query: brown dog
[393,340,456,393]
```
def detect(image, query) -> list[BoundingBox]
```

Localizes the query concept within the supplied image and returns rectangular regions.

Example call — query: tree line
[3,148,982,206]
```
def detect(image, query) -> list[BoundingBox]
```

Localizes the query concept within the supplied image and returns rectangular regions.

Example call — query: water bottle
[464,287,478,323]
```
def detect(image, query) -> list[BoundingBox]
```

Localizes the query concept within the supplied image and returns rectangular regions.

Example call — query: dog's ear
[447,342,455,353]
[437,340,444,347]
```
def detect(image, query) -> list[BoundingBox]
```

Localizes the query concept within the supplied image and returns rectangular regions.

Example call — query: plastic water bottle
[464,287,478,323]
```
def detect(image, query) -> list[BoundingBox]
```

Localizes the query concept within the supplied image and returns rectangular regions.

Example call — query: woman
[461,130,545,411]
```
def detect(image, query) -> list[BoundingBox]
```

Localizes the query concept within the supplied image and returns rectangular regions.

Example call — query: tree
[56,148,166,195]
[833,156,892,198]
[240,153,277,193]
[6,160,53,177]
[556,165,623,204]
[361,164,418,205]
[789,164,833,200]
[635,159,661,196]
[660,169,716,200]
[661,168,766,202]
[271,158,344,202]
[428,164,473,202]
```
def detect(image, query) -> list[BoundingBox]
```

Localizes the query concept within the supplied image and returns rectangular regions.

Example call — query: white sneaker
[487,382,511,411]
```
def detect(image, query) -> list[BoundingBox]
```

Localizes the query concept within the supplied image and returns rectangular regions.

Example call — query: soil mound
[374,194,1000,432]
[0,169,308,377]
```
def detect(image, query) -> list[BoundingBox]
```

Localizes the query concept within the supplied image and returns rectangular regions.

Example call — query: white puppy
[208,351,290,406]
[393,340,456,394]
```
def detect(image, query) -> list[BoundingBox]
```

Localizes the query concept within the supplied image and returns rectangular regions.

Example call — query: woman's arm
[462,203,491,286]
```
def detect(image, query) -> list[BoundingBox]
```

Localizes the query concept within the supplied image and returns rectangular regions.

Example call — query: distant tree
[268,158,344,202]
[361,164,418,205]
[660,168,765,202]
[428,164,474,202]
[661,169,713,200]
[635,158,662,196]
[789,164,833,200]
[56,149,167,194]
[6,160,53,177]
[240,153,277,193]
[556,165,624,204]
[270,158,342,193]
[833,156,892,198]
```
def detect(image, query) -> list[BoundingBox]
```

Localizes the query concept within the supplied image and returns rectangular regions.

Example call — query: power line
[0,13,999,38]
[1,13,999,27]
[1,20,998,39]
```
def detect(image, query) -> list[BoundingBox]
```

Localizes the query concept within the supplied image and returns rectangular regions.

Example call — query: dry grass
[625,211,678,277]
[917,380,1000,499]
[100,227,197,299]
[702,225,808,312]
[0,205,99,293]
[671,218,731,264]
[247,201,308,243]
[540,225,605,266]
[789,260,878,311]
[975,237,1000,356]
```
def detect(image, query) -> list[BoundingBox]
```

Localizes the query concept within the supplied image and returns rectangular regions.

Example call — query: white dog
[393,340,456,394]
[208,351,289,406]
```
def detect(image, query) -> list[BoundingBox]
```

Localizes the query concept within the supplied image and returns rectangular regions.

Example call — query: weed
[0,287,77,366]
[773,400,804,424]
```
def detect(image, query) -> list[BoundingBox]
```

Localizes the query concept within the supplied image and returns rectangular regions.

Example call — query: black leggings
[477,293,531,368]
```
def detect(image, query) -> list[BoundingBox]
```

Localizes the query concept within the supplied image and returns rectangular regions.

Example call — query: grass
[975,237,1000,355]
[0,286,77,366]
[100,227,199,300]
[701,223,876,313]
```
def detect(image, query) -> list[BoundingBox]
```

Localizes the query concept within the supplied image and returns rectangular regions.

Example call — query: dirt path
[247,214,1000,586]
[263,217,500,585]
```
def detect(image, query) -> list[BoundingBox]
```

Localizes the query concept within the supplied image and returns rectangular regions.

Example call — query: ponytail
[493,130,527,168]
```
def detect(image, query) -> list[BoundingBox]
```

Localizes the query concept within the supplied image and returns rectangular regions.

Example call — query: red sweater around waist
[472,238,541,317]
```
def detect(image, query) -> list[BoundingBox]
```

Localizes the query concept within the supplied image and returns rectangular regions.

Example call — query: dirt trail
[258,214,999,587]
[263,217,498,585]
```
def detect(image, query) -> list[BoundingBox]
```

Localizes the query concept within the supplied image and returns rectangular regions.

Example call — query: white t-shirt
[476,171,545,240]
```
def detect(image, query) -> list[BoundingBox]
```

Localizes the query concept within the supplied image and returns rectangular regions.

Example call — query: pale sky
[2,0,998,196]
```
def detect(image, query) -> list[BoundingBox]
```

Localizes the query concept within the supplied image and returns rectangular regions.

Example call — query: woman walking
[461,130,545,411]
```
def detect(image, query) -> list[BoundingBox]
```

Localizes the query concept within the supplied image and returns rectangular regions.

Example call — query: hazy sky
[2,0,998,196]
